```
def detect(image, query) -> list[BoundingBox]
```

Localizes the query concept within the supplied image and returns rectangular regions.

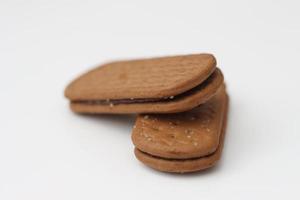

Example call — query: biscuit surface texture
[132,86,228,173]
[65,54,216,101]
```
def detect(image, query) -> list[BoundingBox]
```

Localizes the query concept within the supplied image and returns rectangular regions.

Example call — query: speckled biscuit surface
[69,68,224,114]
[132,86,228,173]
[65,54,216,101]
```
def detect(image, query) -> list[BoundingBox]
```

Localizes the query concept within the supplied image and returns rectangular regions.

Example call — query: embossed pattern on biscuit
[131,85,226,159]
[65,54,216,101]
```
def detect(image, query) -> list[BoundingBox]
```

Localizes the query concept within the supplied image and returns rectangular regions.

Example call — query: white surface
[0,0,300,199]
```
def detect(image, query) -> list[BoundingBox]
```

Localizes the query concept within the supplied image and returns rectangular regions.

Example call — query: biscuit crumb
[187,135,191,138]
[190,116,196,120]
[109,103,114,107]
[206,128,211,132]
[169,96,174,99]
[203,119,210,124]
[169,121,179,126]
[147,138,152,141]
[193,142,198,146]
[151,126,159,131]
[143,133,149,138]
[133,125,136,129]
[144,115,149,119]
[130,98,134,100]
[185,129,194,134]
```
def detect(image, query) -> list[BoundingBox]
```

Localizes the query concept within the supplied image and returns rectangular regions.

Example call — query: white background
[0,0,300,199]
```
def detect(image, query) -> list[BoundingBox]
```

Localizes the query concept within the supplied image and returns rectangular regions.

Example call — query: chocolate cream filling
[135,148,217,161]
[72,69,219,105]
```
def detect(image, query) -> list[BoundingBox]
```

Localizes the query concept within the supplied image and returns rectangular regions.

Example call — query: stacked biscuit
[65,54,228,173]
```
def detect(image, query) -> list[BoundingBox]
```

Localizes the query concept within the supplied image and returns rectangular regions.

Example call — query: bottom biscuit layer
[134,93,228,173]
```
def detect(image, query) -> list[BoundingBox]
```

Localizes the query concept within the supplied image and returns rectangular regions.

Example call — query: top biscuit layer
[65,54,216,101]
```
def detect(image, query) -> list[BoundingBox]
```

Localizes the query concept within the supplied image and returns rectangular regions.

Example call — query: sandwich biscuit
[65,54,223,114]
[132,85,228,173]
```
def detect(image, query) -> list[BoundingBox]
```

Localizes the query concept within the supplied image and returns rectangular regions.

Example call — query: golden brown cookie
[65,54,224,114]
[132,85,228,173]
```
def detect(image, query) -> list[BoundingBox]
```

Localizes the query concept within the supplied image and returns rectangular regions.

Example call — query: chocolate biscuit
[65,54,223,114]
[132,85,228,173]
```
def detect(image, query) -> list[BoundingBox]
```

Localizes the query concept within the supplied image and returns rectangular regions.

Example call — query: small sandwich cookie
[65,54,224,114]
[131,85,228,173]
